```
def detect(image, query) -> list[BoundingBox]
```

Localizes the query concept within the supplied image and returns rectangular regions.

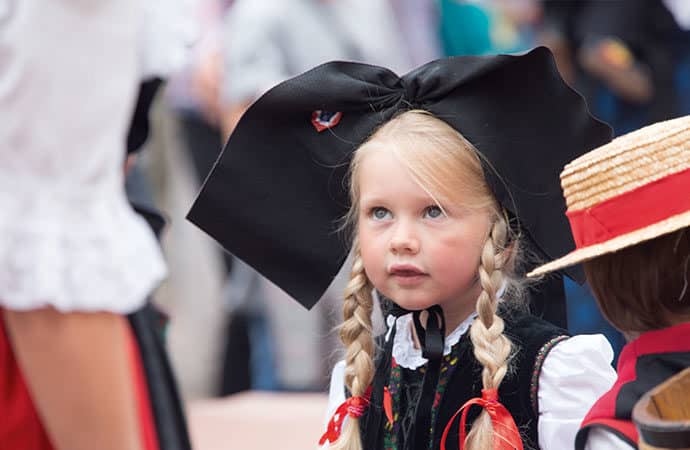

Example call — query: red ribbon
[440,388,523,450]
[319,387,371,445]
[318,386,394,446]
[567,167,690,249]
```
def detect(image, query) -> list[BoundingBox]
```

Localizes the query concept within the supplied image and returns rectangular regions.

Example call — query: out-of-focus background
[127,1,690,448]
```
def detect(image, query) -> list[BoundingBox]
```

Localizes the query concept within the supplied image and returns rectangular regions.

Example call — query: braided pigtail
[465,216,514,449]
[330,243,375,450]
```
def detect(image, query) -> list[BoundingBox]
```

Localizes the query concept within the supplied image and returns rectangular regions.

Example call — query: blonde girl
[190,47,618,449]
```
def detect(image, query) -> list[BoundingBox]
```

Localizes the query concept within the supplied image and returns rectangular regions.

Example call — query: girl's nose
[389,222,420,254]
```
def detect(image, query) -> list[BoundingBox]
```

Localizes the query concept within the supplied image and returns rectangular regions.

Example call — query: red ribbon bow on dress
[440,388,523,450]
[319,386,393,446]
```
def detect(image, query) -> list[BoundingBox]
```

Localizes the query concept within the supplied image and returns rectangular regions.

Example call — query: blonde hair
[331,110,523,449]
[330,238,375,450]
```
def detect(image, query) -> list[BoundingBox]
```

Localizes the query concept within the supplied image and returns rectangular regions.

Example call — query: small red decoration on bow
[319,386,394,446]
[440,388,523,450]
[311,110,343,132]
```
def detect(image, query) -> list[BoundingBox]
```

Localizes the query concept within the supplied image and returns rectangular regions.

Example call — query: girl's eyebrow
[361,191,438,204]
[359,195,386,205]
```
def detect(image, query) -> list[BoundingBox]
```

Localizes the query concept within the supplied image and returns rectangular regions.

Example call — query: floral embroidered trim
[428,350,460,449]
[383,359,401,450]
[382,344,463,450]
[530,335,570,415]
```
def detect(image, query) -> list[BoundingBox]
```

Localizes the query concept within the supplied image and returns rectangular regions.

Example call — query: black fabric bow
[187,47,612,310]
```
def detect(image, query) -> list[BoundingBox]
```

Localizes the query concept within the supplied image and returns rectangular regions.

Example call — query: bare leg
[4,308,143,450]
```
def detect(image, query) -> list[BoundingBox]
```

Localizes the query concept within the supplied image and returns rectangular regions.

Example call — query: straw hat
[529,114,690,277]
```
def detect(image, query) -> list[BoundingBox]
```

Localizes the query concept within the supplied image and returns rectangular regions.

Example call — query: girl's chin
[385,295,440,312]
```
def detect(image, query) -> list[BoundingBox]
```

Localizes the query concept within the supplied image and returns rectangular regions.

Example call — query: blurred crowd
[134,0,690,401]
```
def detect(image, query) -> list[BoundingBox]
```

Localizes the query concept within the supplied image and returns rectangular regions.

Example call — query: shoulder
[537,334,617,405]
[497,310,572,413]
[500,309,569,347]
[536,335,618,448]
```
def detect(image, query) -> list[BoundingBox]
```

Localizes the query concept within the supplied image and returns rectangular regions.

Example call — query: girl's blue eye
[371,207,391,220]
[424,205,444,219]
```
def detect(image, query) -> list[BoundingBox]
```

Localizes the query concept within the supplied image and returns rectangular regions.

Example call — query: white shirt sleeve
[537,334,618,450]
[324,360,347,426]
[0,0,166,313]
[320,360,347,449]
[584,428,637,450]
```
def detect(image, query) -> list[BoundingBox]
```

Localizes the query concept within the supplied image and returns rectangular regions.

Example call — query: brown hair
[584,227,690,333]
[330,110,523,449]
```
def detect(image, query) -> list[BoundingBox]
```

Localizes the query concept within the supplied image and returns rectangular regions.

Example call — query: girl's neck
[442,304,477,336]
[410,308,476,351]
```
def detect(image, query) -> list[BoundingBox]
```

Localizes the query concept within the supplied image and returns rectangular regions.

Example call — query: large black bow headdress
[188,47,612,310]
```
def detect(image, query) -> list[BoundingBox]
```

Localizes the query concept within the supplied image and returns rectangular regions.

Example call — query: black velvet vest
[360,310,569,450]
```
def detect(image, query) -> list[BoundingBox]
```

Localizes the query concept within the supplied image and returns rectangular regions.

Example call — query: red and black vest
[575,322,690,449]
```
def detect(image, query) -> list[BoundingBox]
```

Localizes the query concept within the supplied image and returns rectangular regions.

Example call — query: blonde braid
[465,217,515,450]
[330,244,375,450]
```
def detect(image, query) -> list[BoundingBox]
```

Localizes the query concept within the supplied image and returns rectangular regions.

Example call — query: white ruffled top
[0,0,166,313]
[388,312,477,369]
[325,312,619,449]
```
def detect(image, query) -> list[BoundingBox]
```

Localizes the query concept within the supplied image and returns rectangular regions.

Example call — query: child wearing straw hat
[529,114,690,450]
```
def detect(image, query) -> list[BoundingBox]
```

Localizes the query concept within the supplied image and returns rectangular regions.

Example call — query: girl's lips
[388,264,425,276]
[389,265,427,286]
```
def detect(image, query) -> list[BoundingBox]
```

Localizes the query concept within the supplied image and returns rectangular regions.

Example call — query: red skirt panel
[0,310,159,450]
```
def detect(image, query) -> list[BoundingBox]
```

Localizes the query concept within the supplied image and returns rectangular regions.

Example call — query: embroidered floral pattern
[382,343,462,449]
[383,358,401,450]
[427,352,460,449]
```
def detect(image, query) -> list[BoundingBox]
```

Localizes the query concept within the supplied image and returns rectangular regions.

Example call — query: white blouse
[585,428,636,450]
[0,0,166,313]
[325,313,618,449]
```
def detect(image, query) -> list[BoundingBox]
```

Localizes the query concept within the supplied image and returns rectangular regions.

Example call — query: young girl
[529,115,690,450]
[188,47,618,449]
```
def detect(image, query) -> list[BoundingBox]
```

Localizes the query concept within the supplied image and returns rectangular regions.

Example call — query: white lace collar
[386,312,478,370]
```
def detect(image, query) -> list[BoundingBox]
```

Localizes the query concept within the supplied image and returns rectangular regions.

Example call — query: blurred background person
[0,1,188,449]
[538,0,689,134]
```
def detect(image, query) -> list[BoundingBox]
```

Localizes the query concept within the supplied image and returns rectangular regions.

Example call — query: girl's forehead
[356,146,493,213]
[357,150,420,190]
[358,152,450,205]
